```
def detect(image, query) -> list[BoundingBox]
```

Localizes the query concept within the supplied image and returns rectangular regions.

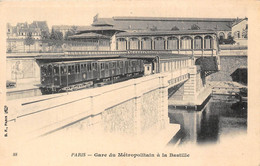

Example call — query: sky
[0,0,251,28]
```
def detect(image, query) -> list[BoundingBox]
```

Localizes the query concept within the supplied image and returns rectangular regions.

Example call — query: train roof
[44,58,132,65]
[97,58,128,62]
[51,60,94,64]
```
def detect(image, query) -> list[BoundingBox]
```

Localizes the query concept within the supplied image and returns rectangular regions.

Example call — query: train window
[80,64,84,71]
[82,64,86,72]
[68,66,72,75]
[76,64,80,73]
[109,62,113,68]
[112,62,116,68]
[71,65,75,73]
[119,61,123,68]
[87,64,92,72]
[100,63,105,70]
[41,66,47,76]
[92,63,97,71]
[105,63,109,69]
[47,65,52,76]
[129,61,132,67]
[125,61,129,66]
[61,66,67,74]
[53,65,59,75]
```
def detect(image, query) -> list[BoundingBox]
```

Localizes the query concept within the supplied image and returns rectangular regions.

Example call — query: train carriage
[40,58,145,94]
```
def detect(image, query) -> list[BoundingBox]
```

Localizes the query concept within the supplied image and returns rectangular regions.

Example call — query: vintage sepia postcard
[0,0,259,165]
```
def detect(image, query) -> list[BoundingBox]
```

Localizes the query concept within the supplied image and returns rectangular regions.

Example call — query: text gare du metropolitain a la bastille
[71,152,190,158]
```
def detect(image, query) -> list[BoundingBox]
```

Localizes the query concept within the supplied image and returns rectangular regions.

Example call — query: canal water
[168,95,247,146]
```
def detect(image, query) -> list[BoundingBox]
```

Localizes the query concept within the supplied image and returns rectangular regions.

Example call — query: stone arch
[227,32,232,38]
[116,38,127,50]
[218,32,225,39]
[194,36,203,49]
[129,37,140,50]
[141,37,152,50]
[180,36,193,49]
[204,35,213,49]
[167,36,179,50]
[154,37,165,50]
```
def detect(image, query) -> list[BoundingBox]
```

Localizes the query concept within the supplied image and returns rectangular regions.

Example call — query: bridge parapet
[8,72,181,140]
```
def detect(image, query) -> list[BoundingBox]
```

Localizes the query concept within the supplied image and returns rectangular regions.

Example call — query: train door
[125,60,129,74]
[128,60,132,74]
[75,63,81,83]
[81,63,87,81]
[108,62,113,77]
[118,60,124,76]
[68,64,75,85]
[99,62,105,79]
[53,64,60,86]
[40,64,49,86]
[46,64,53,86]
[86,62,93,80]
[136,60,140,72]
[60,64,68,87]
[92,62,98,80]
[112,61,117,76]
[131,60,136,73]
[140,60,144,73]
[104,62,109,78]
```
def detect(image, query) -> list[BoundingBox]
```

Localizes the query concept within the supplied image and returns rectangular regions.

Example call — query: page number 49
[13,153,18,156]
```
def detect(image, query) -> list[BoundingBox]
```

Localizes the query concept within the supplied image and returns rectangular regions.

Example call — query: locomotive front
[40,64,55,93]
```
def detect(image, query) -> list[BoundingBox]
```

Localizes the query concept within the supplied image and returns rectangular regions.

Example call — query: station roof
[76,26,124,33]
[91,16,236,31]
[116,30,217,37]
[69,32,111,39]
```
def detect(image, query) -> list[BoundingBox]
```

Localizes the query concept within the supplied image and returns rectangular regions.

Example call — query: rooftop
[90,16,236,32]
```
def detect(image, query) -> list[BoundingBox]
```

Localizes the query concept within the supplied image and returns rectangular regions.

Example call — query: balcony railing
[65,49,217,56]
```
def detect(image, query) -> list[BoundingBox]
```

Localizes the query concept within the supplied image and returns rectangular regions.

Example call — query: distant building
[232,18,248,46]
[7,21,49,39]
[52,25,76,37]
[6,21,49,53]
[68,15,236,52]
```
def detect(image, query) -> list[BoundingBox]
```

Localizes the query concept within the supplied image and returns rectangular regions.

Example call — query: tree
[49,29,64,49]
[41,30,50,41]
[219,36,236,45]
[24,32,35,52]
[64,30,75,40]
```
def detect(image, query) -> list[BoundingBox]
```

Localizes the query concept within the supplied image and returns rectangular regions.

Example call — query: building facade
[67,16,220,56]
[232,18,248,46]
[7,21,49,53]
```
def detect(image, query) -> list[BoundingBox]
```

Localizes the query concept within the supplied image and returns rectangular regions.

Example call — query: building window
[129,38,139,50]
[154,37,165,50]
[180,36,192,49]
[219,32,225,39]
[141,37,152,50]
[204,35,213,49]
[167,37,178,50]
[235,31,240,38]
[116,38,127,50]
[194,36,202,49]
[227,32,232,38]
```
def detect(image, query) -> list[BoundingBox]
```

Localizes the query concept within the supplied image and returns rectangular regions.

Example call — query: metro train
[40,58,144,93]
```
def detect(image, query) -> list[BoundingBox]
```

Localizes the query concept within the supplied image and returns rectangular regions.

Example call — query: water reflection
[168,95,247,146]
